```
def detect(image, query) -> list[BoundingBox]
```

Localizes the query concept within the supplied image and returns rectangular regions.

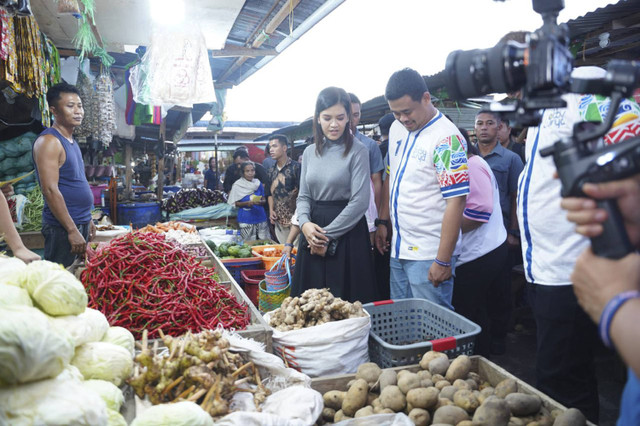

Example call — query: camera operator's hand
[560,175,640,248]
[571,249,640,324]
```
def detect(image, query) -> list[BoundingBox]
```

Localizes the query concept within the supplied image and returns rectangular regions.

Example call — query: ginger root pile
[268,288,366,331]
[129,329,269,418]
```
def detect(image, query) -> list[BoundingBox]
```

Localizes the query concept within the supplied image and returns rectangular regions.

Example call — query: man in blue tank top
[33,83,95,267]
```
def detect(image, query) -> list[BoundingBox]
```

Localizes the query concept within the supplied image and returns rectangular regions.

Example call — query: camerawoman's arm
[33,135,86,254]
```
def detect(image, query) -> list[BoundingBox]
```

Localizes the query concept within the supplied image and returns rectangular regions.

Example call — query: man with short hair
[475,111,524,354]
[375,68,468,309]
[265,134,301,244]
[497,119,525,164]
[475,111,524,234]
[222,148,268,193]
[32,82,95,267]
[378,112,394,159]
[349,93,384,210]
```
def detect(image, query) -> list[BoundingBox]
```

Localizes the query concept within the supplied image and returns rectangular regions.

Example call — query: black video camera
[442,0,640,259]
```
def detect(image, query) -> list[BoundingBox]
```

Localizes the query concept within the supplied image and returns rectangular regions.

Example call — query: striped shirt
[387,111,469,260]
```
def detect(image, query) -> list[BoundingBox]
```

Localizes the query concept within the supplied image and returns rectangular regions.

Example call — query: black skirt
[291,200,377,304]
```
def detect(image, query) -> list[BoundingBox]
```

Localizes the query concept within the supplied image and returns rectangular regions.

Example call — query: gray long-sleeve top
[296,138,371,239]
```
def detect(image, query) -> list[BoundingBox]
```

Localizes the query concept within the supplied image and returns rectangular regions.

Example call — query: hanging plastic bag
[128,23,216,107]
[57,0,81,17]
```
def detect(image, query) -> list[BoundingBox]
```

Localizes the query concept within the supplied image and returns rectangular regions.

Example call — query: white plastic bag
[334,413,414,426]
[264,312,371,377]
[128,23,215,107]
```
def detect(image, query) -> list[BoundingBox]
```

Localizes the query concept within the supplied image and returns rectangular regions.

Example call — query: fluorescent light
[149,0,185,25]
[124,45,139,53]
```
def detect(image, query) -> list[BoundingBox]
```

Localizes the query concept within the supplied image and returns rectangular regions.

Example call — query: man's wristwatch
[374,218,389,227]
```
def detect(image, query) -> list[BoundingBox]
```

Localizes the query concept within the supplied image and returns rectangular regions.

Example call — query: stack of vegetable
[130,328,269,420]
[138,221,197,234]
[94,70,116,149]
[0,132,38,195]
[162,188,227,214]
[268,288,367,332]
[81,231,250,339]
[211,242,255,259]
[0,257,136,425]
[21,185,44,231]
[319,352,587,426]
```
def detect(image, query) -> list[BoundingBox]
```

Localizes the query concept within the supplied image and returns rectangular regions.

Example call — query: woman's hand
[12,246,41,264]
[302,222,328,249]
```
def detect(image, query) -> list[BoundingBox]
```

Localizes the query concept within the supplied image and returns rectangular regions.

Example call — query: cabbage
[0,377,108,426]
[101,326,135,355]
[54,364,84,382]
[83,379,124,411]
[107,409,127,426]
[131,401,214,426]
[0,305,74,385]
[0,256,27,287]
[23,260,88,316]
[51,308,110,347]
[0,283,32,307]
[71,342,133,386]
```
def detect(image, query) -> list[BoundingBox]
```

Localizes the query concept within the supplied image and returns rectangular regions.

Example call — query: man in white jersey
[517,65,640,423]
[375,68,468,309]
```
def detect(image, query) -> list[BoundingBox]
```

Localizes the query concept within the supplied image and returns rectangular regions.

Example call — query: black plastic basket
[363,298,481,368]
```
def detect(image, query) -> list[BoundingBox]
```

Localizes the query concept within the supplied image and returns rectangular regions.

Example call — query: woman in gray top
[291,87,377,303]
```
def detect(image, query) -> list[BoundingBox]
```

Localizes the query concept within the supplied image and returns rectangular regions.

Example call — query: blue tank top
[618,368,640,426]
[33,127,94,226]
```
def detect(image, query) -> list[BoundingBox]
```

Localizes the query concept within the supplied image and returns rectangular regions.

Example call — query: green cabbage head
[101,326,135,356]
[0,283,32,307]
[83,379,124,411]
[71,342,133,386]
[24,260,88,316]
[0,305,74,385]
[0,256,27,287]
[51,308,109,347]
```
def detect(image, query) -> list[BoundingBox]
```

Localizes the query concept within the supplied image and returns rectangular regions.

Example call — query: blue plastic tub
[116,202,161,229]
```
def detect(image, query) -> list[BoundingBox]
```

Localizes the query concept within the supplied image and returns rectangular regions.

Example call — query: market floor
[487,283,627,426]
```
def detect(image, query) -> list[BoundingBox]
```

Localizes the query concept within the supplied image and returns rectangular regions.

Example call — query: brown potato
[494,378,518,398]
[334,409,351,422]
[445,355,471,382]
[429,356,450,376]
[356,362,382,388]
[417,369,432,381]
[406,387,439,410]
[458,421,474,426]
[435,380,452,390]
[552,408,586,426]
[354,405,374,418]
[509,417,526,426]
[472,396,511,426]
[409,408,431,426]
[432,374,445,382]
[465,378,479,390]
[432,404,470,425]
[321,407,335,422]
[398,372,421,394]
[439,385,457,401]
[467,371,482,385]
[380,385,406,412]
[453,379,471,390]
[378,369,398,392]
[419,350,447,370]
[435,397,454,410]
[505,393,542,416]
[453,389,480,413]
[342,378,368,416]
[323,390,346,410]
[478,387,495,404]
[366,393,378,406]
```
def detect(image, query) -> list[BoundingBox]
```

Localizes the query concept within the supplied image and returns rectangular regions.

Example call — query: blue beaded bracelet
[598,290,640,348]
[434,258,451,268]
[284,243,294,248]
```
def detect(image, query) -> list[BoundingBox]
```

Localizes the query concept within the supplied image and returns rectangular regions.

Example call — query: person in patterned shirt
[375,68,468,309]
[265,134,301,244]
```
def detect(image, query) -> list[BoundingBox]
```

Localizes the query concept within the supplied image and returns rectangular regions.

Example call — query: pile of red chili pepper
[80,231,250,339]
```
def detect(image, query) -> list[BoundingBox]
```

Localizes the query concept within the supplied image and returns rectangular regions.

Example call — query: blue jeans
[389,257,458,310]
[42,222,90,268]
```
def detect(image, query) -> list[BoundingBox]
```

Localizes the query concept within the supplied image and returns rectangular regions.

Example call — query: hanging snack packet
[57,0,81,17]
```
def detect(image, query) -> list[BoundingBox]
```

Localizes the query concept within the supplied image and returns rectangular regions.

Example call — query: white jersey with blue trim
[517,66,640,285]
[388,111,469,261]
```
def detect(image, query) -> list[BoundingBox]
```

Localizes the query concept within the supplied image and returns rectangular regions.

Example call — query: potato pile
[268,288,366,331]
[319,352,587,426]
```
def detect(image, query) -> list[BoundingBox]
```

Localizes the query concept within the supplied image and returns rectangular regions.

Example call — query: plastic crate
[220,258,262,281]
[363,298,481,368]
[251,244,297,270]
[240,269,266,305]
